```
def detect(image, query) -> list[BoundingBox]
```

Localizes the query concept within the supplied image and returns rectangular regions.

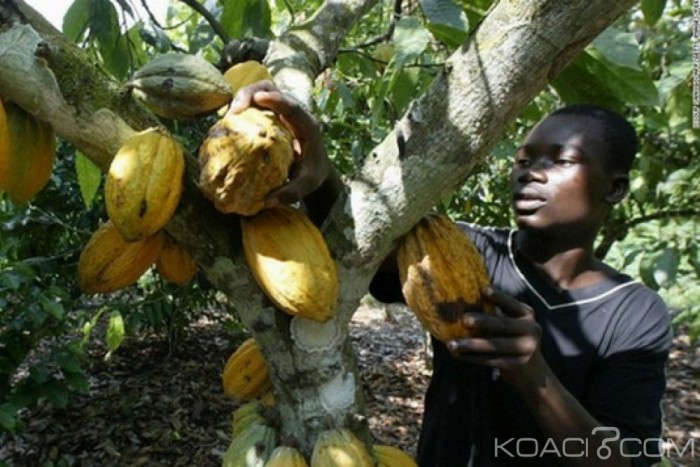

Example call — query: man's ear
[605,174,629,204]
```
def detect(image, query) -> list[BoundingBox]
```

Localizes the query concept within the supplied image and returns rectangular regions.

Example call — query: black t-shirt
[371,223,673,467]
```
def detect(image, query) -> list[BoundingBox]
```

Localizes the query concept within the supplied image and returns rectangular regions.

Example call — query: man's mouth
[513,192,545,210]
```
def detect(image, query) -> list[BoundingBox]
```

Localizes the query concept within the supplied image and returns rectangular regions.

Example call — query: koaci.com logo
[494,427,696,459]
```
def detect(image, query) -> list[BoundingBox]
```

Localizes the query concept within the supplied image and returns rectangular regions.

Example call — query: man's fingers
[483,287,534,319]
[461,312,536,336]
[229,80,278,112]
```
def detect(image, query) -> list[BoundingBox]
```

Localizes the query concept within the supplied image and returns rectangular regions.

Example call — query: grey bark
[0,0,638,456]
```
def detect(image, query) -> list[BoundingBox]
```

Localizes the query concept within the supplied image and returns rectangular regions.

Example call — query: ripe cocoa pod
[155,234,197,285]
[0,101,56,204]
[198,108,293,216]
[78,221,164,294]
[222,338,273,401]
[241,206,338,322]
[222,420,277,467]
[310,429,374,467]
[373,444,417,467]
[223,61,272,96]
[128,53,232,119]
[265,446,309,467]
[105,128,184,241]
[397,213,493,343]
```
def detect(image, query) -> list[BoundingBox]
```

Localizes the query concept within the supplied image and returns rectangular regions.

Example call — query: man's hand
[445,287,549,390]
[229,80,333,207]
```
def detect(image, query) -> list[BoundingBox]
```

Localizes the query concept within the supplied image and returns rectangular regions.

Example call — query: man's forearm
[303,168,343,226]
[516,362,632,467]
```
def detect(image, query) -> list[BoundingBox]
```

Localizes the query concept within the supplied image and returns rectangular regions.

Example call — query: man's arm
[447,287,637,467]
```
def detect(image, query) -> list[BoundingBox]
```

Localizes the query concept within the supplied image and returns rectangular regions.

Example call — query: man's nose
[518,162,548,183]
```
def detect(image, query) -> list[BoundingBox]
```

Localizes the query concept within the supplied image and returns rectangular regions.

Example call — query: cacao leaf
[419,0,469,48]
[641,0,667,27]
[393,17,430,68]
[74,151,102,208]
[63,0,91,43]
[591,28,641,71]
[221,0,272,39]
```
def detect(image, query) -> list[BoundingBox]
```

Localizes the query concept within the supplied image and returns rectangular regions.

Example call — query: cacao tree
[0,0,697,460]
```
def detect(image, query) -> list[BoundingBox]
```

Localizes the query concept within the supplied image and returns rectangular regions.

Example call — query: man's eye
[555,159,574,166]
[515,158,530,167]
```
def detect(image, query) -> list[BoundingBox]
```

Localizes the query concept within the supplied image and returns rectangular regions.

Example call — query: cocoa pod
[397,213,493,343]
[128,53,232,119]
[105,127,184,241]
[310,429,374,467]
[222,338,273,401]
[198,107,293,216]
[241,206,338,322]
[155,234,197,285]
[0,101,56,204]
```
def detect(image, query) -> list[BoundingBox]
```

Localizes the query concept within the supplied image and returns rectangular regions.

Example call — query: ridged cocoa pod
[310,429,374,467]
[222,420,277,467]
[223,61,272,96]
[265,446,309,467]
[397,213,493,343]
[105,128,184,241]
[222,338,272,401]
[241,206,338,322]
[198,108,293,216]
[155,234,197,285]
[0,101,56,204]
[374,444,417,467]
[78,221,164,294]
[128,53,232,119]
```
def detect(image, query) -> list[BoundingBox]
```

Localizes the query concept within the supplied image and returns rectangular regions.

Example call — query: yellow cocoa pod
[128,53,232,119]
[105,128,184,242]
[198,108,293,216]
[155,234,197,285]
[222,338,272,401]
[265,446,309,467]
[310,429,374,467]
[373,445,417,467]
[397,213,493,343]
[223,420,277,467]
[241,206,338,322]
[78,221,164,294]
[223,61,273,96]
[0,101,56,204]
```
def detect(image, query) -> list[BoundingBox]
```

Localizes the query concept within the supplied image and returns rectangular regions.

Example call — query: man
[232,83,673,466]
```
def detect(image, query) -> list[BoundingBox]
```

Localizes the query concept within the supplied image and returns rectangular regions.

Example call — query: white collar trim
[507,230,637,311]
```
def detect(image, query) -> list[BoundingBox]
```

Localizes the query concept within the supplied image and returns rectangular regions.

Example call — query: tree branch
[177,0,230,44]
[595,208,700,259]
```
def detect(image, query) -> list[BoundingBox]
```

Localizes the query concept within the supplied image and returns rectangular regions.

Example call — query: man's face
[510,115,614,235]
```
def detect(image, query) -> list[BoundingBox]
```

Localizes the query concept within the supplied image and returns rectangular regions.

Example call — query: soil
[0,302,697,466]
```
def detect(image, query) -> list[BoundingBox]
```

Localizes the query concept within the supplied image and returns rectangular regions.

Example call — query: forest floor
[0,301,698,466]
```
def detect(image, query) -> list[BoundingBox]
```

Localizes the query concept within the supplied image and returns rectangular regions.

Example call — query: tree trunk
[0,0,638,456]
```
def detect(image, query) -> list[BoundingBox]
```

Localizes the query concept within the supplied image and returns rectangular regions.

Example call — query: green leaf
[90,0,120,49]
[641,0,667,27]
[591,28,642,70]
[640,247,680,289]
[419,0,469,48]
[38,294,64,320]
[63,0,91,43]
[44,381,69,408]
[221,0,272,39]
[0,403,18,433]
[106,311,125,354]
[393,17,431,68]
[74,152,102,208]
[552,50,659,108]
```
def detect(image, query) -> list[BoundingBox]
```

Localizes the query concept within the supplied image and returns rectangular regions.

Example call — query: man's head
[510,105,637,238]
[548,104,638,174]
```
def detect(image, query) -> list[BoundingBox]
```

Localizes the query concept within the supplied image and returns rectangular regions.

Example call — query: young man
[231,84,673,466]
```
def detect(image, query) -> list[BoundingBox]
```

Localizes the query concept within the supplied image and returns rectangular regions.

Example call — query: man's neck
[514,230,608,290]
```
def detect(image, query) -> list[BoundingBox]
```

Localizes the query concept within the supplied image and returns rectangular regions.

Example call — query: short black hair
[549,104,638,173]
